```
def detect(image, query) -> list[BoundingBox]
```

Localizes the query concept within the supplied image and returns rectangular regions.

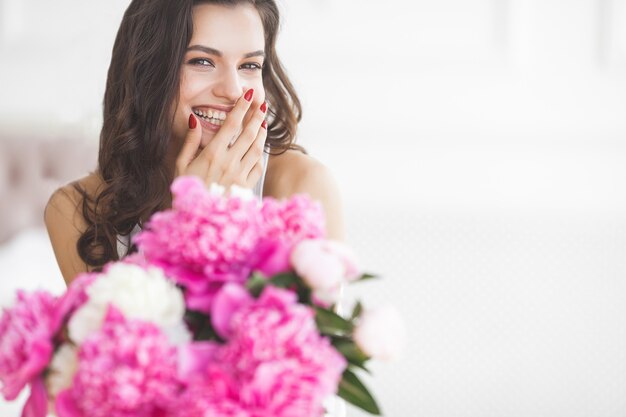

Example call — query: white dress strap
[252,149,270,201]
[116,223,141,259]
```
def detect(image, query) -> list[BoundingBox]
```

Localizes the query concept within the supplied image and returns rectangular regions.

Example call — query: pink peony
[55,306,181,417]
[260,195,326,243]
[133,176,263,313]
[178,286,346,417]
[254,195,327,276]
[172,365,247,417]
[51,272,98,333]
[210,283,254,340]
[0,290,57,401]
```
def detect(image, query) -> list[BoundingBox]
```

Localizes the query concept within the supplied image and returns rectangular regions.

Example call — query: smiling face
[171,3,266,149]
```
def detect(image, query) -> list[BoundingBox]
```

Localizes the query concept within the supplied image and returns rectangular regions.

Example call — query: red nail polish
[261,120,267,129]
[260,102,267,113]
[244,89,254,102]
[188,113,197,129]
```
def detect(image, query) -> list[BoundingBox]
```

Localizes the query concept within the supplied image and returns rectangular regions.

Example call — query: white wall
[1,1,626,416]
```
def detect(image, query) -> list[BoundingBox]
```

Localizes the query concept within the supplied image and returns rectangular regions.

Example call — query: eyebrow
[187,45,265,59]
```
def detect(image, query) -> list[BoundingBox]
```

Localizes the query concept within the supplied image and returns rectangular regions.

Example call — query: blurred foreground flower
[291,239,361,306]
[0,291,57,401]
[354,306,407,362]
[1,176,405,417]
[68,263,188,345]
[56,307,181,417]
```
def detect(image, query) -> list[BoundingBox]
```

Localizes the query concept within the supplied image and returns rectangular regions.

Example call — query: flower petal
[177,342,220,381]
[21,377,48,417]
[211,284,253,339]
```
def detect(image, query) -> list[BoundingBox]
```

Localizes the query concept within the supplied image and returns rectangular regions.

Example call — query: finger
[211,88,255,149]
[230,101,267,159]
[240,119,267,174]
[240,95,264,135]
[228,94,264,148]
[175,113,203,174]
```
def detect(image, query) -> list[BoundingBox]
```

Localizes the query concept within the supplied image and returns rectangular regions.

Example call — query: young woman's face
[172,4,266,148]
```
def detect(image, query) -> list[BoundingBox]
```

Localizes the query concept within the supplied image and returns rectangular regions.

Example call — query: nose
[212,68,245,102]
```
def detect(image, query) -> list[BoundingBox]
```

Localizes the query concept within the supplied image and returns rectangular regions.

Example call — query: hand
[174,88,268,190]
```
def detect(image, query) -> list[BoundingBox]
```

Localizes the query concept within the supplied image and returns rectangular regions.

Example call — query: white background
[1,1,626,416]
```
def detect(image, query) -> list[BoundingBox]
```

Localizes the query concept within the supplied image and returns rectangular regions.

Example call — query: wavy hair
[75,0,303,269]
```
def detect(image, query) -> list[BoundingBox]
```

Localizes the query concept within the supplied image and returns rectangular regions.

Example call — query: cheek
[254,80,266,102]
[172,75,203,140]
[243,74,265,101]
[171,111,188,144]
[171,100,189,143]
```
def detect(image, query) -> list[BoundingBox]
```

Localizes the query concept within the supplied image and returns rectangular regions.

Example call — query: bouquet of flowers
[0,176,405,417]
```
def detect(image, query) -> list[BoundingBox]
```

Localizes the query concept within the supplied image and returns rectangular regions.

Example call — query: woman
[45,0,343,285]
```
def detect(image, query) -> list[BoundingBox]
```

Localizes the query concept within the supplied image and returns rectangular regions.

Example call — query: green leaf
[351,301,363,320]
[184,309,222,342]
[315,307,354,336]
[246,273,268,298]
[333,339,370,372]
[269,272,298,288]
[337,369,381,415]
[296,284,312,305]
[356,272,379,282]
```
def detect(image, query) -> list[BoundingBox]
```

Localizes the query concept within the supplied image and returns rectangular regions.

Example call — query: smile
[192,107,227,126]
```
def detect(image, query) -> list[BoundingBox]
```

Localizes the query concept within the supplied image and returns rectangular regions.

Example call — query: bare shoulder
[265,149,344,240]
[44,172,104,284]
[265,149,334,198]
[45,172,103,223]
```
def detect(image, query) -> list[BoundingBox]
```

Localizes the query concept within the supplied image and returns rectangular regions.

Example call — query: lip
[197,116,222,132]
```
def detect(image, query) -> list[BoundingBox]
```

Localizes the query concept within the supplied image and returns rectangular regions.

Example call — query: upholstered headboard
[0,135,98,244]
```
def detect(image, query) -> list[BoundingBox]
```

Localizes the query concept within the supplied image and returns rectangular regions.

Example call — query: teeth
[192,109,225,126]
[193,108,227,121]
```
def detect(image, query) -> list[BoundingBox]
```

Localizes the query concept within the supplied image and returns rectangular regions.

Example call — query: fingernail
[244,89,254,102]
[261,120,267,129]
[260,101,267,113]
[188,113,197,129]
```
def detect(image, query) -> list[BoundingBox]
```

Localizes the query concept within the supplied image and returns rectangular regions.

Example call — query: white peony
[207,182,255,201]
[46,343,78,397]
[68,263,189,345]
[228,184,255,200]
[208,182,226,196]
[353,305,406,362]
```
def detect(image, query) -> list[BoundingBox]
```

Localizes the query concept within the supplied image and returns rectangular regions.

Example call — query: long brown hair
[76,0,303,269]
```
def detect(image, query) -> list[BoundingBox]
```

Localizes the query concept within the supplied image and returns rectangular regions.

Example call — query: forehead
[190,4,265,53]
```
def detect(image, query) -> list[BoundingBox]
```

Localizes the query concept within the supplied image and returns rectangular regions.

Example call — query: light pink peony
[133,176,263,313]
[55,306,181,417]
[254,195,327,277]
[177,286,346,417]
[291,239,361,305]
[0,290,57,401]
[353,305,406,362]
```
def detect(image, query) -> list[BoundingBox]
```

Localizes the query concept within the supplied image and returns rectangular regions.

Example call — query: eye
[240,62,262,71]
[188,58,215,67]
